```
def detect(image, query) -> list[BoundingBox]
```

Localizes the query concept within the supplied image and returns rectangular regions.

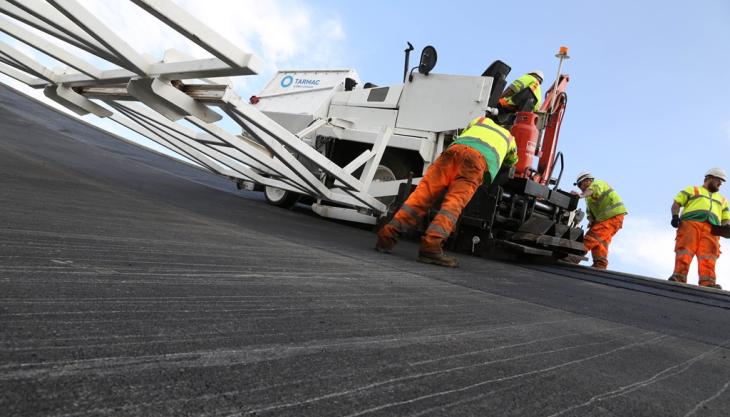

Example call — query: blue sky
[2,0,729,286]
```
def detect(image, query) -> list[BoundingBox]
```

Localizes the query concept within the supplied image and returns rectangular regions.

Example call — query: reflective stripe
[677,185,727,226]
[400,203,420,219]
[388,217,405,231]
[586,232,609,248]
[698,275,716,283]
[669,273,687,283]
[698,255,718,261]
[457,136,501,161]
[605,202,625,212]
[437,209,458,224]
[593,188,614,206]
[474,122,512,147]
[676,249,692,256]
[683,210,720,224]
[426,223,450,238]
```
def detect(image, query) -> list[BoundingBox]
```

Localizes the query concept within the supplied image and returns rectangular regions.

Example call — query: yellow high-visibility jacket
[503,74,542,111]
[452,116,518,185]
[586,180,628,222]
[675,186,730,226]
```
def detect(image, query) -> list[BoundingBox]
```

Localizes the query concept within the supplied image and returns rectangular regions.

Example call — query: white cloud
[610,216,730,289]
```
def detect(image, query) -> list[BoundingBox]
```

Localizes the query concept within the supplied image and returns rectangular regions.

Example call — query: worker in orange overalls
[574,172,627,269]
[669,168,729,289]
[375,114,518,267]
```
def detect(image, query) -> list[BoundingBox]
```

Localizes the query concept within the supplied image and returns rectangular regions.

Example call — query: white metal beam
[224,101,373,194]
[0,41,56,81]
[22,57,261,89]
[55,85,113,117]
[0,16,101,78]
[131,0,263,73]
[47,0,150,74]
[0,61,36,84]
[127,77,222,123]
[184,115,318,195]
[2,0,117,62]
[107,103,235,175]
[359,126,392,189]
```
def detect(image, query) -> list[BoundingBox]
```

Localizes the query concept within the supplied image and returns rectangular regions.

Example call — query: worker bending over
[375,114,518,267]
[669,168,729,289]
[498,70,544,113]
[574,172,627,269]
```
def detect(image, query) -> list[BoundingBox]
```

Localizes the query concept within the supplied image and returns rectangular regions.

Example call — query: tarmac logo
[280,75,321,89]
[280,75,294,88]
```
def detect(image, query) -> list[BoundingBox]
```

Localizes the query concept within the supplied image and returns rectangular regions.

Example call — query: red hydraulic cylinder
[510,111,539,179]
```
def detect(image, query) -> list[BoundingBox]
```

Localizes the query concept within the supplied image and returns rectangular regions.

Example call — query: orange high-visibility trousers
[583,214,625,269]
[377,144,487,254]
[670,221,721,286]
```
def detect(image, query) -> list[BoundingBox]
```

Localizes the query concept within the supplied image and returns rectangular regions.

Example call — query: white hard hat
[705,167,727,182]
[529,70,544,82]
[574,171,594,185]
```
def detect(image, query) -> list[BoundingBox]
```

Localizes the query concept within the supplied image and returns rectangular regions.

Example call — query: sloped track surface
[1,84,729,417]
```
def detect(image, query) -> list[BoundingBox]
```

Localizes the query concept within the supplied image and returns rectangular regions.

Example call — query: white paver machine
[0,0,587,259]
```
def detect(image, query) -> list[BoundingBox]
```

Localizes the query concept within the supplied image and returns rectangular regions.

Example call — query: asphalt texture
[1,83,729,417]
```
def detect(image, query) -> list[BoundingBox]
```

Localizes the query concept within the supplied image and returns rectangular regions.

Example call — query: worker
[668,168,729,289]
[498,70,544,113]
[573,172,627,269]
[375,114,518,267]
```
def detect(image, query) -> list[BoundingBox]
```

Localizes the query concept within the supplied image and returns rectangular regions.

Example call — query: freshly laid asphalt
[1,83,729,417]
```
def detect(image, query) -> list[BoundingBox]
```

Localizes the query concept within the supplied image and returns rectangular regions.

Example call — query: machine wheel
[373,153,412,207]
[264,186,299,209]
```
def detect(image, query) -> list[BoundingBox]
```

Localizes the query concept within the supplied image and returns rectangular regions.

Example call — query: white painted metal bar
[0,17,101,78]
[0,61,36,84]
[359,126,392,189]
[130,0,263,73]
[0,42,56,81]
[2,0,117,62]
[110,100,305,186]
[43,84,112,117]
[127,77,222,123]
[342,150,373,174]
[183,115,319,195]
[106,102,239,175]
[22,57,262,89]
[47,0,149,74]
[224,101,367,193]
[107,102,310,197]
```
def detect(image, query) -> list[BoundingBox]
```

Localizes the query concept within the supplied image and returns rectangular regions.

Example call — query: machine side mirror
[418,45,438,75]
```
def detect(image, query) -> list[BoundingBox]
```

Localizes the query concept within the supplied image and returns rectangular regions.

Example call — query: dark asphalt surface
[1,84,729,417]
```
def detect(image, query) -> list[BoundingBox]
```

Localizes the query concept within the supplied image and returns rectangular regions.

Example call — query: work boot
[668,274,686,283]
[417,251,459,268]
[374,234,396,254]
[375,239,394,254]
[703,283,723,290]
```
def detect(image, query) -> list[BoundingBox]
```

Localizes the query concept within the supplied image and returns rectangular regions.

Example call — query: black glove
[671,215,680,228]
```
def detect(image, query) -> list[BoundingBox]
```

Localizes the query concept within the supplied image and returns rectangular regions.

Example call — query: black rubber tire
[264,186,300,209]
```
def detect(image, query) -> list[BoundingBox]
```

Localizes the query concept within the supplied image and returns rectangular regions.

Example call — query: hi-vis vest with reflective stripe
[503,74,542,111]
[674,186,730,226]
[452,116,518,185]
[586,179,627,222]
